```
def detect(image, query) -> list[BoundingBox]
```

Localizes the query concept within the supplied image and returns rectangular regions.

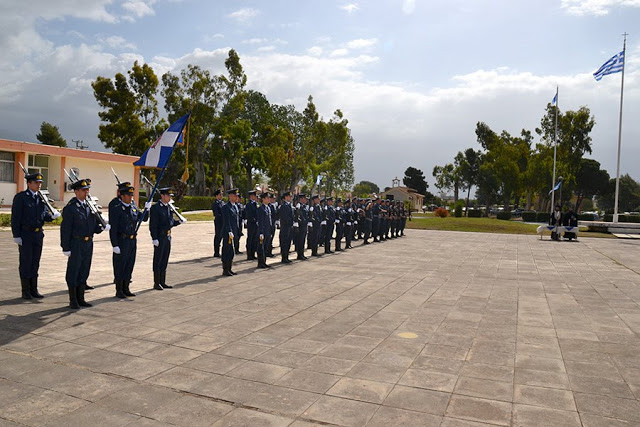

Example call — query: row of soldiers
[212,188,408,275]
[11,173,184,308]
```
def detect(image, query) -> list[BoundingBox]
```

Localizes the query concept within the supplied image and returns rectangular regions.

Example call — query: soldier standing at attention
[150,188,183,290]
[109,185,147,298]
[244,190,258,260]
[12,172,59,300]
[294,194,309,260]
[267,194,277,257]
[323,197,336,254]
[278,192,294,264]
[308,195,322,256]
[334,198,345,251]
[212,189,224,257]
[107,182,131,288]
[60,178,107,308]
[221,188,240,276]
[257,193,272,269]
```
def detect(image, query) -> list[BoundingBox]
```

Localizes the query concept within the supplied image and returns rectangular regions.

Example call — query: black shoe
[213,253,221,258]
[68,288,79,309]
[123,281,135,297]
[84,284,94,290]
[363,241,370,245]
[30,278,44,299]
[76,287,92,307]
[222,270,233,276]
[297,256,306,260]
[115,280,127,299]
[153,283,164,290]
[335,248,343,252]
[235,251,243,255]
[160,272,172,288]
[21,279,32,300]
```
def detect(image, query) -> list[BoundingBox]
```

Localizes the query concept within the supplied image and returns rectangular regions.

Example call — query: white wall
[62,158,135,209]
[0,182,17,206]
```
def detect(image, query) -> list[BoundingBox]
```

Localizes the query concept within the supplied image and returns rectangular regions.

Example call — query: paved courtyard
[1,222,640,426]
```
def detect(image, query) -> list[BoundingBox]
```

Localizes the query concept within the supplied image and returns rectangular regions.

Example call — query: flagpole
[613,33,627,223]
[551,86,558,213]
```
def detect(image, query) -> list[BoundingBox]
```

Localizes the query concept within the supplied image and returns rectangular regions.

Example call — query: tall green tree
[403,166,428,195]
[574,158,610,212]
[598,174,640,213]
[353,180,380,196]
[92,61,164,155]
[432,164,457,200]
[36,121,67,147]
[455,148,482,214]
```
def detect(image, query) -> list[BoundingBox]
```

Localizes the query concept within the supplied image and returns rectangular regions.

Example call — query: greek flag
[593,51,624,81]
[548,179,563,195]
[133,114,189,168]
[551,92,557,105]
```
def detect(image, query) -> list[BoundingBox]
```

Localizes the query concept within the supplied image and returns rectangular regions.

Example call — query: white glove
[324,206,328,210]
[275,220,280,227]
[347,222,352,226]
[260,234,264,240]
[348,208,353,212]
[310,207,314,212]
[296,203,301,209]
[335,219,340,223]
[321,220,327,225]
[336,207,341,211]
[144,201,152,210]
[354,221,358,225]
[308,222,313,228]
[293,222,299,228]
[243,219,247,226]
[112,246,121,254]
[63,251,71,257]
[13,237,22,245]
[152,239,159,247]
[229,232,234,239]
[103,224,111,232]
[52,210,61,219]
[180,217,188,223]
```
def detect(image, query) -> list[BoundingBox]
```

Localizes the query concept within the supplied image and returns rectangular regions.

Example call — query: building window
[28,154,49,189]
[0,151,14,182]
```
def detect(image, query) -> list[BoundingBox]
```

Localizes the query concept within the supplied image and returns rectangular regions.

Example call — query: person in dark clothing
[211,189,224,257]
[12,172,58,300]
[294,194,309,260]
[563,207,579,241]
[221,188,240,276]
[549,204,563,241]
[278,192,294,263]
[150,188,184,290]
[257,193,272,269]
[244,190,258,260]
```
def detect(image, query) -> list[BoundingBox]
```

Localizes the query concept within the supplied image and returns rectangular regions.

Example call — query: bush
[454,201,463,218]
[434,207,449,218]
[467,209,482,218]
[522,211,537,222]
[603,214,640,223]
[536,212,550,223]
[177,196,215,212]
[496,211,512,220]
[578,213,598,221]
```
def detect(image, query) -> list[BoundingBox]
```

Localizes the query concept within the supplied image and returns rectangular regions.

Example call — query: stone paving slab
[1,223,640,426]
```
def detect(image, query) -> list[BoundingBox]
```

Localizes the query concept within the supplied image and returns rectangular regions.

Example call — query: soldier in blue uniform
[150,188,183,290]
[343,199,354,249]
[308,195,322,256]
[267,194,277,257]
[244,190,258,260]
[109,185,146,298]
[363,198,373,244]
[323,197,336,254]
[211,189,224,257]
[294,194,309,260]
[334,198,345,251]
[257,193,272,269]
[221,188,240,276]
[12,172,59,300]
[235,201,244,255]
[60,179,106,308]
[278,192,294,263]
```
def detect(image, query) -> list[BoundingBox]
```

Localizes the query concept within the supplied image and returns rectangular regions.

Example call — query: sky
[1,0,639,194]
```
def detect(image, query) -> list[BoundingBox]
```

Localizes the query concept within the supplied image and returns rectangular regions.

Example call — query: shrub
[496,211,512,220]
[434,207,449,218]
[536,212,550,223]
[454,201,464,218]
[176,196,215,212]
[521,211,537,222]
[467,209,482,218]
[603,214,640,223]
[578,213,597,221]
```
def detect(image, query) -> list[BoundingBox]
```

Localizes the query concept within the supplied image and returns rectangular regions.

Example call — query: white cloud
[227,7,260,23]
[307,46,323,56]
[561,0,640,16]
[257,46,276,52]
[101,35,137,50]
[121,0,157,19]
[330,48,350,57]
[402,0,416,14]
[346,38,378,49]
[340,3,360,14]
[242,38,268,45]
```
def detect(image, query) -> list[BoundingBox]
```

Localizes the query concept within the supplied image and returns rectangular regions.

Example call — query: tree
[403,166,428,195]
[36,122,67,147]
[353,181,380,196]
[92,61,165,155]
[598,174,640,213]
[455,148,482,214]
[574,158,610,212]
[432,164,457,199]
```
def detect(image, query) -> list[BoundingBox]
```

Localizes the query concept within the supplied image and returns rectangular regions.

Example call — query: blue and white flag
[551,92,558,105]
[548,179,563,195]
[133,114,189,168]
[593,51,624,81]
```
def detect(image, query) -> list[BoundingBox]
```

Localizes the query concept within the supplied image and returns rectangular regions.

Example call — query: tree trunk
[454,182,459,203]
[526,191,532,210]
[465,186,471,217]
[246,164,253,192]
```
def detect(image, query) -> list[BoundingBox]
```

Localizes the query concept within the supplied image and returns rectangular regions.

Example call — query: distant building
[379,177,425,211]
[0,138,140,208]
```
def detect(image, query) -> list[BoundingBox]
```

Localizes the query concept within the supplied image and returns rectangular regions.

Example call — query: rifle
[140,175,187,223]
[64,169,109,229]
[18,162,60,218]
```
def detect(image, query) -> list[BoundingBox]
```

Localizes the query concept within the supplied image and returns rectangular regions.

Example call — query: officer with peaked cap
[245,190,259,260]
[60,178,107,308]
[294,194,309,260]
[211,189,224,257]
[150,188,183,290]
[308,195,322,256]
[12,172,59,300]
[257,192,272,269]
[278,191,294,263]
[221,188,240,276]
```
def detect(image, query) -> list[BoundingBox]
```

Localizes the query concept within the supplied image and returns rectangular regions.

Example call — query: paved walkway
[1,223,640,426]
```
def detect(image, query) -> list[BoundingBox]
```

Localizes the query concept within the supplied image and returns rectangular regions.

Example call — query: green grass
[407,215,614,238]
[182,211,214,221]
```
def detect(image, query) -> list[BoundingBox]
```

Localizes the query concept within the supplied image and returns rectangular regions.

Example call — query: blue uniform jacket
[149,202,180,240]
[212,199,224,224]
[245,200,258,226]
[257,204,272,237]
[222,202,240,236]
[278,202,294,228]
[109,201,141,246]
[11,190,53,237]
[60,197,103,251]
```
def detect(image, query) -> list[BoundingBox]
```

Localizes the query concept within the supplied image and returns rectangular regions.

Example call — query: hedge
[521,211,537,222]
[578,213,598,221]
[467,209,482,218]
[536,212,550,223]
[603,214,640,223]
[496,211,512,220]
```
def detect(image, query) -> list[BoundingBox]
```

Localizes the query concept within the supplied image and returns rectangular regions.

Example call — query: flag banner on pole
[593,51,624,81]
[548,179,563,195]
[551,92,558,105]
[316,175,323,186]
[133,114,190,168]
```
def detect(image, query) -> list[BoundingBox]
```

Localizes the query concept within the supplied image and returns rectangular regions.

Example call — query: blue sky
[1,0,639,194]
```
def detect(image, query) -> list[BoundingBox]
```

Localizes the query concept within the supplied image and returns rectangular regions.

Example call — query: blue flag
[593,51,624,81]
[548,179,563,195]
[551,92,557,105]
[133,114,189,168]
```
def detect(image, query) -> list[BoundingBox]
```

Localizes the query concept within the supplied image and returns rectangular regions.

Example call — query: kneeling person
[150,188,183,290]
[60,179,107,309]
